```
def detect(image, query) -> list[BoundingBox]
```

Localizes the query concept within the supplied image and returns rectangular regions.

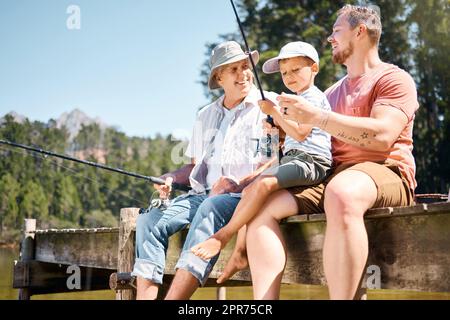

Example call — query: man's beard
[332,41,354,65]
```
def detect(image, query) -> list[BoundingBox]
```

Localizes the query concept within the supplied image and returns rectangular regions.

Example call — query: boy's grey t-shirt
[283,85,332,161]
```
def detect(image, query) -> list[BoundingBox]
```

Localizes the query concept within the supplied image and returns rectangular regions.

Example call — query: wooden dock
[13,199,450,300]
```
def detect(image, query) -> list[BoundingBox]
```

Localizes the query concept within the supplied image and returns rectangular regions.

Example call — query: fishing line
[0,144,148,207]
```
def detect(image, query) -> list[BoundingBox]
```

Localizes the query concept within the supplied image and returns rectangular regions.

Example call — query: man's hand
[209,176,240,197]
[154,176,173,199]
[277,93,321,125]
[258,99,278,116]
[262,118,274,131]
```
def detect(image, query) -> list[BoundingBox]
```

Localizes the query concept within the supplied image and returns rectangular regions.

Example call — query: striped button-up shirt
[185,87,275,194]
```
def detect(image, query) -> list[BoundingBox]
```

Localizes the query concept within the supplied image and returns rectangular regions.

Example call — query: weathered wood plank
[18,219,36,300]
[426,201,450,213]
[13,260,113,295]
[24,202,450,296]
[162,208,450,292]
[34,230,118,269]
[115,208,139,300]
[366,212,450,292]
[35,227,118,234]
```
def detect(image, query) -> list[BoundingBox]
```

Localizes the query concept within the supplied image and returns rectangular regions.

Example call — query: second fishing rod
[0,139,191,192]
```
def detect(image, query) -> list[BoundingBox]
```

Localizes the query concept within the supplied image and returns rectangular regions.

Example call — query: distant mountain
[1,108,109,141]
[55,108,109,141]
[0,111,27,125]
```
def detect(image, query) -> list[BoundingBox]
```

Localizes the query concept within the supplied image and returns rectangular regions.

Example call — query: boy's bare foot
[191,236,224,260]
[217,249,248,284]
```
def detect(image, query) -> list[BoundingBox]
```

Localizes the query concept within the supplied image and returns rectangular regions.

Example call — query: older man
[132,41,275,299]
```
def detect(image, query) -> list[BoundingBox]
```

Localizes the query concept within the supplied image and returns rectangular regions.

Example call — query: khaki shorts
[287,161,414,214]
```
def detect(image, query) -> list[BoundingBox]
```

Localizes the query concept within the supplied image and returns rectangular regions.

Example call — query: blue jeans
[131,193,241,286]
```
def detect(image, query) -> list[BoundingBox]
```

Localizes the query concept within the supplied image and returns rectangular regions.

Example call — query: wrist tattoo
[317,110,330,130]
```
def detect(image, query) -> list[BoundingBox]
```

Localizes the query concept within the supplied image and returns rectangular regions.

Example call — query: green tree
[200,0,449,194]
[0,173,21,231]
[407,0,449,193]
[19,180,49,221]
[77,166,106,214]
[73,123,102,152]
[83,209,118,228]
[200,0,352,99]
[53,175,83,223]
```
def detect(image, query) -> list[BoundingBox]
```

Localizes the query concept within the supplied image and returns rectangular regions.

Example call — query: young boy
[191,41,332,263]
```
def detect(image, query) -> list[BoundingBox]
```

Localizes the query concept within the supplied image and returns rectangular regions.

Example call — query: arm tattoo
[338,131,376,148]
[337,131,360,143]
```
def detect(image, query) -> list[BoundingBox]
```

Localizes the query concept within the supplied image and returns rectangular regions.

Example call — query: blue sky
[0,0,239,139]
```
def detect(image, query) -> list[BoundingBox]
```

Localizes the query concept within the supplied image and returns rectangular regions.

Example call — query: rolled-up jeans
[131,193,240,286]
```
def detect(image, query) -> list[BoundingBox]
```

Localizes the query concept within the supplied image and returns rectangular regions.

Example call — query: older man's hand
[277,93,321,124]
[258,99,278,116]
[209,176,240,197]
[154,176,173,200]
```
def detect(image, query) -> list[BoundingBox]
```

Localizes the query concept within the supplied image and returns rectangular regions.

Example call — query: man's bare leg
[217,226,248,284]
[246,190,299,299]
[191,176,280,260]
[164,269,200,300]
[136,276,159,300]
[323,170,377,300]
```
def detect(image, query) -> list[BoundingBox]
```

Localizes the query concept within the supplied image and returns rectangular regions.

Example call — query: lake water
[1,247,448,300]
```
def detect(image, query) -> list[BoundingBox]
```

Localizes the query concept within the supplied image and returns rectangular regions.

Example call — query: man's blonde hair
[338,4,382,46]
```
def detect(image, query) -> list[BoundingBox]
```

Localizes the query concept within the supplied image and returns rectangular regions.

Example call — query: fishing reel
[139,190,172,214]
[150,198,171,210]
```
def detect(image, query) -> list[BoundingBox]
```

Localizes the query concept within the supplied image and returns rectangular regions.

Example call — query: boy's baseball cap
[262,41,319,74]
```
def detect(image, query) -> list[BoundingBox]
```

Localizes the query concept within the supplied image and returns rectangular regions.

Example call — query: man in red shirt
[219,5,420,299]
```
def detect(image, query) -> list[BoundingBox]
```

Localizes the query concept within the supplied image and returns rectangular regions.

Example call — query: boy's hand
[258,99,277,116]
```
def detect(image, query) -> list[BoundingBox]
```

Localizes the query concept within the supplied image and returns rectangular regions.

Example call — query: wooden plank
[110,272,135,291]
[13,260,113,295]
[282,212,450,292]
[116,208,139,300]
[365,212,450,292]
[25,203,450,297]
[18,219,36,300]
[34,230,118,269]
[161,209,450,292]
[281,220,326,285]
[35,227,119,234]
[426,201,450,213]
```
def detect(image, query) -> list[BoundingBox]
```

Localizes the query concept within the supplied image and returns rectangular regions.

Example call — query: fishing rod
[230,0,275,158]
[0,139,191,192]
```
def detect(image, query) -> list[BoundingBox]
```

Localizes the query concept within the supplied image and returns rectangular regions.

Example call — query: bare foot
[217,249,248,284]
[191,236,224,260]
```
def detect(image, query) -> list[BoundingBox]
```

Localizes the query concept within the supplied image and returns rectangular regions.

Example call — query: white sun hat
[262,41,319,74]
[208,41,259,90]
